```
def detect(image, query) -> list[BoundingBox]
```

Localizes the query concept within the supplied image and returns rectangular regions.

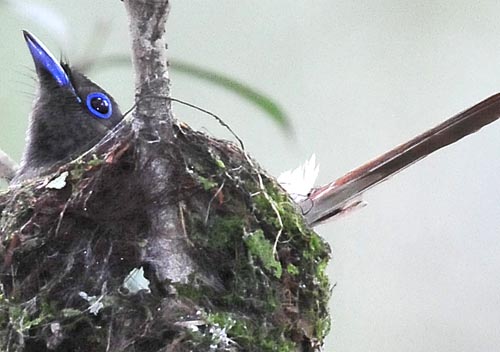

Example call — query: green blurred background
[2,1,500,351]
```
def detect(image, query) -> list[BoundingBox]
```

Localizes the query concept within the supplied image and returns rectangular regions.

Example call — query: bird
[12,31,123,183]
[4,31,500,229]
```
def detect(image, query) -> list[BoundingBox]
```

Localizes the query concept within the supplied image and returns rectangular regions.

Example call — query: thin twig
[204,181,225,224]
[169,97,245,150]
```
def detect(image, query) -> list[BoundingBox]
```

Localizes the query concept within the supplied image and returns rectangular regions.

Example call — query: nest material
[0,122,331,352]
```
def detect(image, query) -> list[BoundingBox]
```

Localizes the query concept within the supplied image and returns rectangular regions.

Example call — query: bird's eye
[86,92,112,119]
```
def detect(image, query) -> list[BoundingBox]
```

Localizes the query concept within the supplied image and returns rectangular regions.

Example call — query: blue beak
[23,30,71,87]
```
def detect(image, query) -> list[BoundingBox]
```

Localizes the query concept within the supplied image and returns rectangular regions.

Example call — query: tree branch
[123,0,197,284]
[124,0,172,134]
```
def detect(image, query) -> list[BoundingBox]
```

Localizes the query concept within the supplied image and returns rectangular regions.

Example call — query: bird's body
[14,31,123,182]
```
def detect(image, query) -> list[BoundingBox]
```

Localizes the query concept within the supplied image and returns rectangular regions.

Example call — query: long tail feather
[303,93,500,226]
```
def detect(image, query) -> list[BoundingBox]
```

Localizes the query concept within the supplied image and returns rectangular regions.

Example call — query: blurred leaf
[77,54,291,131]
[170,60,291,130]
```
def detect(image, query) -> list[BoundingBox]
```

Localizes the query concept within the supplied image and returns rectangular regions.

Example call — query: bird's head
[17,31,123,180]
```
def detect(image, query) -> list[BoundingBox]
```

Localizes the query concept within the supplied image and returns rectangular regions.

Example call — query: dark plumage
[14,31,123,182]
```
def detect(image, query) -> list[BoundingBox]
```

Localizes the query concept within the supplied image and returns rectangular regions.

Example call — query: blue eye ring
[86,92,112,119]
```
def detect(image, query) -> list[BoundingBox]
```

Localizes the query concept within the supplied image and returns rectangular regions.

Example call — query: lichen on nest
[0,122,331,352]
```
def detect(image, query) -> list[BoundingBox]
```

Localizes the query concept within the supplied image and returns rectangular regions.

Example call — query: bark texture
[0,1,331,351]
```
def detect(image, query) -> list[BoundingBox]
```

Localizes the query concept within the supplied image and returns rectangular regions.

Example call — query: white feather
[278,154,319,202]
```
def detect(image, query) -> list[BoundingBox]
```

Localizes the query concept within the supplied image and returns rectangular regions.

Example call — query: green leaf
[77,55,291,130]
[170,60,291,130]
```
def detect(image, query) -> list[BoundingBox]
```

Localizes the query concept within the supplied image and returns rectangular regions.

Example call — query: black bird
[14,31,123,182]
[8,32,500,228]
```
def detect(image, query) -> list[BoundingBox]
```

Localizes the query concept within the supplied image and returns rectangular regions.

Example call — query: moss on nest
[0,122,331,351]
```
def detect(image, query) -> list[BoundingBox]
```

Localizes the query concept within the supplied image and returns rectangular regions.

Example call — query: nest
[0,122,331,352]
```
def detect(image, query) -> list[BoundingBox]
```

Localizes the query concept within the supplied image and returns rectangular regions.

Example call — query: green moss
[251,182,309,238]
[315,313,332,342]
[68,154,104,181]
[8,299,55,333]
[286,263,299,276]
[68,161,87,181]
[214,157,225,169]
[200,311,297,352]
[245,178,331,342]
[87,155,105,167]
[174,282,206,302]
[197,175,218,191]
[244,229,282,279]
[192,215,245,250]
[61,308,83,318]
[181,147,332,345]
